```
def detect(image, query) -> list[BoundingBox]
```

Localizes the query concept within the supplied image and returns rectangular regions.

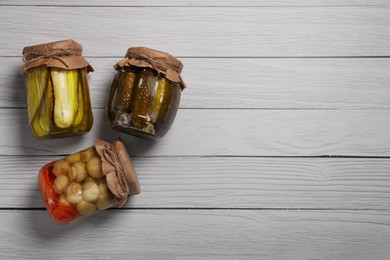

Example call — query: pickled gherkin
[107,67,182,138]
[150,77,177,124]
[25,67,93,139]
[115,69,137,113]
[130,69,156,133]
[107,47,186,139]
[107,70,124,116]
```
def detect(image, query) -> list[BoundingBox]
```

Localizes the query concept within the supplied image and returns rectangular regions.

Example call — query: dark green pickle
[107,47,186,139]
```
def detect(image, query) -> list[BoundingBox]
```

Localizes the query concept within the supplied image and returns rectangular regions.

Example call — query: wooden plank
[0,210,390,259]
[1,109,389,156]
[3,0,390,7]
[5,57,390,109]
[2,6,390,57]
[2,156,390,209]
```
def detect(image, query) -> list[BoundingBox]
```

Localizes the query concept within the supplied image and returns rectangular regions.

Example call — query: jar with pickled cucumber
[22,39,94,139]
[107,47,186,138]
[38,139,140,224]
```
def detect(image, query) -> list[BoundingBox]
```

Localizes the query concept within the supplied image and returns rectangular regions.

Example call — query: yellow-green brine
[22,39,94,139]
[107,47,187,139]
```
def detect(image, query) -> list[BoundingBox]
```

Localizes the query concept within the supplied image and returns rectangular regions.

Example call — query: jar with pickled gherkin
[107,47,187,138]
[22,39,94,139]
[38,138,140,224]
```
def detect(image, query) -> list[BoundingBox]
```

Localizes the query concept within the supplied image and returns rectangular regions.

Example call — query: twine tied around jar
[22,39,93,74]
[114,47,187,90]
[127,52,182,76]
[23,49,82,69]
[95,139,140,207]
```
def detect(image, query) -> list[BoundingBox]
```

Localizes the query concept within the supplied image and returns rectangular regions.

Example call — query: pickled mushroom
[96,193,115,210]
[53,175,69,195]
[52,159,70,176]
[76,200,96,216]
[82,180,99,202]
[80,147,98,162]
[66,182,83,204]
[68,161,87,182]
[66,153,81,164]
[86,156,103,179]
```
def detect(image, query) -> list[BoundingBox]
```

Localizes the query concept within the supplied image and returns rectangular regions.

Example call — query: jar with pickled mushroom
[107,47,186,138]
[38,138,140,224]
[22,39,94,139]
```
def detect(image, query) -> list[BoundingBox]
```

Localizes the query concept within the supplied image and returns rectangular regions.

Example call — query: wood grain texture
[3,0,390,6]
[1,1,390,258]
[5,57,390,109]
[2,6,390,57]
[1,210,390,259]
[2,156,390,209]
[0,109,388,156]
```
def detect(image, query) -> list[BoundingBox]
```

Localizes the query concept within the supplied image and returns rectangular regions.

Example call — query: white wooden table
[1,1,390,259]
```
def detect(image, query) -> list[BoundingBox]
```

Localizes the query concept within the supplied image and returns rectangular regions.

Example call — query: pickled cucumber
[27,66,92,138]
[107,66,182,137]
[32,113,49,137]
[115,70,137,113]
[26,66,48,125]
[73,68,93,132]
[131,69,156,131]
[72,70,84,126]
[38,71,54,133]
[51,68,79,128]
[107,71,124,113]
[27,66,52,137]
[150,77,176,124]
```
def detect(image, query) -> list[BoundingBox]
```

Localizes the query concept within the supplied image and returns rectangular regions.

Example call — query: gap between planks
[1,207,390,211]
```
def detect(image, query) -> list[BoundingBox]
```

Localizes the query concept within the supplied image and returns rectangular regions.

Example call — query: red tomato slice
[39,162,79,223]
[38,162,59,214]
[52,205,79,224]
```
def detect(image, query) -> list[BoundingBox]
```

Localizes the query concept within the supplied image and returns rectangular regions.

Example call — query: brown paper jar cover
[95,138,141,204]
[22,39,93,74]
[114,47,186,90]
[38,138,140,224]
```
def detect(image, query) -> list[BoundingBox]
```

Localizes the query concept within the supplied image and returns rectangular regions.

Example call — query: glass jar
[22,39,94,139]
[107,47,186,138]
[38,138,140,224]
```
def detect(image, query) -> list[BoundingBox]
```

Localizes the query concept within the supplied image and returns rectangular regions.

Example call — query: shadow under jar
[107,47,186,139]
[22,39,94,139]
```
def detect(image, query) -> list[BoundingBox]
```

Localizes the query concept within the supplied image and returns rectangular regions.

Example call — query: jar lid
[114,47,186,90]
[22,39,93,74]
[95,138,140,207]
